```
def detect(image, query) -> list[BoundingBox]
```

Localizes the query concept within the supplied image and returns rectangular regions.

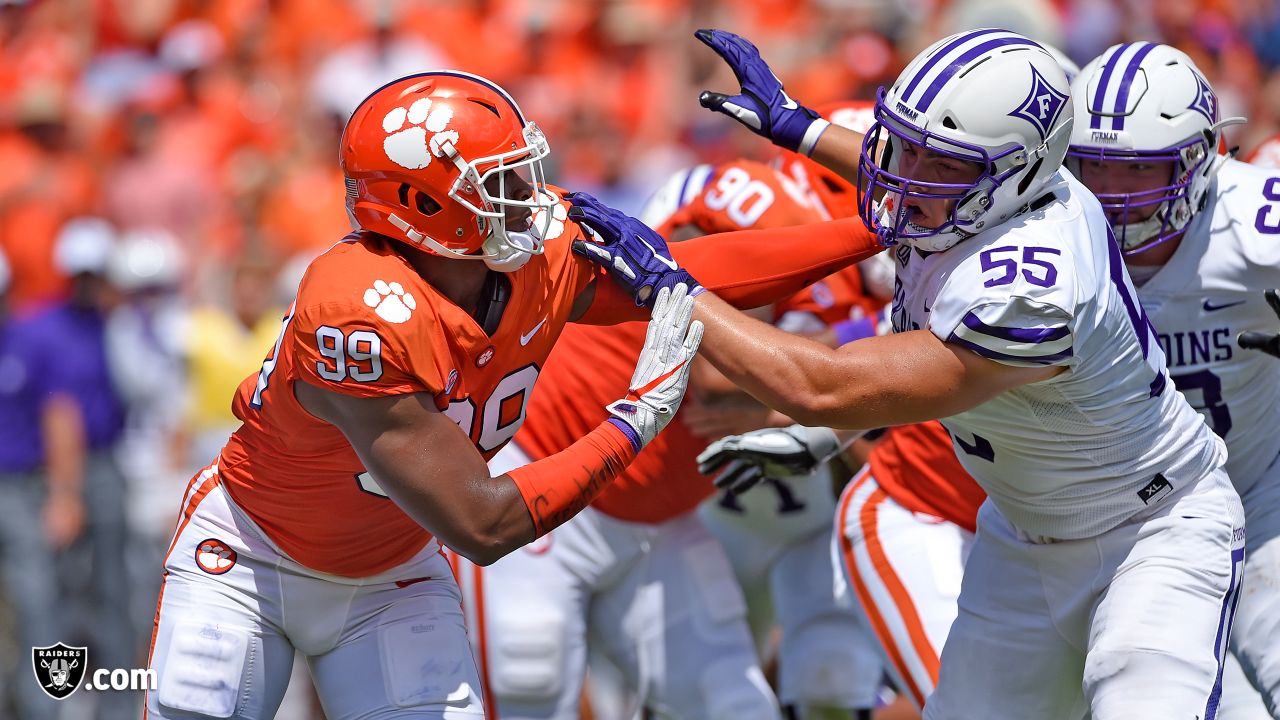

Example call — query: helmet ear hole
[414,190,442,217]
[1018,158,1045,196]
[397,183,443,217]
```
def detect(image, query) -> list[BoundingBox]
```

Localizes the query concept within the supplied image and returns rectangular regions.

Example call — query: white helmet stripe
[900,29,1037,111]
[1107,43,1157,131]
[898,28,1005,104]
[1087,42,1152,131]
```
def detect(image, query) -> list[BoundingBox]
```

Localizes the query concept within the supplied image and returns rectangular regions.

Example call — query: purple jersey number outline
[980,246,1062,288]
[1257,177,1280,235]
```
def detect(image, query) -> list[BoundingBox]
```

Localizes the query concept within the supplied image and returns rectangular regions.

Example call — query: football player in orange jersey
[145,71,887,720]
[640,138,898,719]
[447,132,893,720]
[446,319,780,720]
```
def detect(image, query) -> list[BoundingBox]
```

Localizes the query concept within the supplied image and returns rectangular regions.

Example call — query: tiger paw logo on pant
[32,643,87,700]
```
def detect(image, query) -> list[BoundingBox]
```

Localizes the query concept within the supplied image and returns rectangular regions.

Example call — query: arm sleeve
[577,217,885,325]
[291,301,448,397]
[507,420,638,537]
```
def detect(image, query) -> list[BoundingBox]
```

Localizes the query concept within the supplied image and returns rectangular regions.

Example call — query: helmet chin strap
[483,228,540,272]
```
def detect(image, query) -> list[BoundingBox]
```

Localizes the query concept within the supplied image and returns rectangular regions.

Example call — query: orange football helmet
[772,100,875,220]
[341,71,556,271]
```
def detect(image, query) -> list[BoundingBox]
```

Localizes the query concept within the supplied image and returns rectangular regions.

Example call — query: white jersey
[1136,159,1280,496]
[890,170,1226,539]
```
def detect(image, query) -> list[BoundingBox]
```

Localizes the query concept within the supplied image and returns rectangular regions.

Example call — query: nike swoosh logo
[780,90,799,110]
[637,234,679,270]
[520,318,547,346]
[1203,299,1246,312]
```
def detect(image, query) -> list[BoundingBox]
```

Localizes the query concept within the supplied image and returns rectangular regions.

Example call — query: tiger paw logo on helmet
[382,98,459,170]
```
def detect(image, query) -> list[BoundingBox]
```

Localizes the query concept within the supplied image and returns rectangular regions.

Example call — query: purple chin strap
[1066,136,1209,255]
[857,89,1021,246]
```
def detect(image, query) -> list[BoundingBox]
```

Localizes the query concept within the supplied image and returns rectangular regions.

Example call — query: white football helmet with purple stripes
[858,28,1073,252]
[1067,43,1242,254]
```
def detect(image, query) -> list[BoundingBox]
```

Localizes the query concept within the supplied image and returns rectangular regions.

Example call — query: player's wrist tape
[507,421,638,537]
[797,118,831,157]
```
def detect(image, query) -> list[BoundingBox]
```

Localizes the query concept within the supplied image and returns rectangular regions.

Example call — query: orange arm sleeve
[507,420,638,537]
[577,218,884,325]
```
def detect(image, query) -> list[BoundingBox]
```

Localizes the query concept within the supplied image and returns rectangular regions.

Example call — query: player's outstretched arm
[295,285,702,566]
[695,28,863,182]
[689,292,1061,429]
[567,191,884,324]
[294,382,538,565]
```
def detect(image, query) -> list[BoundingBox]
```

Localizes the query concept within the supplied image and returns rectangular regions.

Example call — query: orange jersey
[1247,133,1280,170]
[515,322,713,524]
[651,158,883,326]
[772,264,884,327]
[867,422,986,532]
[654,159,825,238]
[218,214,599,577]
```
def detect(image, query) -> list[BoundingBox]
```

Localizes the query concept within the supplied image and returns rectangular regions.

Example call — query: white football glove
[697,424,841,494]
[606,283,705,450]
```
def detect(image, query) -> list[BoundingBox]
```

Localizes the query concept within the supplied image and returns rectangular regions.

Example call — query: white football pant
[145,465,484,719]
[926,468,1246,719]
[833,468,972,710]
[700,465,886,712]
[452,441,778,720]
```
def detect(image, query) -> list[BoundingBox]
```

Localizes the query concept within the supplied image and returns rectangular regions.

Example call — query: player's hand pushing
[1238,289,1280,358]
[695,28,829,155]
[568,191,701,307]
[607,283,705,450]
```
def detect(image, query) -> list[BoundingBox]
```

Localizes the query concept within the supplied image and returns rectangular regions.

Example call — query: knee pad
[155,620,251,718]
[698,656,780,720]
[778,617,883,709]
[486,605,569,705]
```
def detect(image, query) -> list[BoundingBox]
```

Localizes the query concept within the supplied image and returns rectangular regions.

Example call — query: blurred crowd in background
[1,0,1279,717]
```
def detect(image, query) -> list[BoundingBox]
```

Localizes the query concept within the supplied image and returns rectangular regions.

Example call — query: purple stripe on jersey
[1105,226,1151,358]
[947,333,1073,365]
[961,311,1070,343]
[1204,545,1246,719]
[1109,42,1156,131]
[900,29,1005,107]
[1089,43,1135,130]
[917,37,1040,112]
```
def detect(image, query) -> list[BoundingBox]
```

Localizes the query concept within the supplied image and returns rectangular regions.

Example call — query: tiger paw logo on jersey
[382,98,459,170]
[531,195,568,240]
[364,279,417,323]
[32,643,87,700]
[196,538,238,575]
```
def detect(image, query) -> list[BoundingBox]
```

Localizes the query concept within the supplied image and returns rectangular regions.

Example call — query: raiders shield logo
[32,643,87,700]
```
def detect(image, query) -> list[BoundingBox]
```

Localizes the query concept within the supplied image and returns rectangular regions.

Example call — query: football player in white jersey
[1068,42,1280,718]
[567,28,1245,719]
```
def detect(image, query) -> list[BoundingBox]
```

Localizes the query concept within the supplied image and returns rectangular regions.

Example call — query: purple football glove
[695,28,829,155]
[567,192,702,308]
